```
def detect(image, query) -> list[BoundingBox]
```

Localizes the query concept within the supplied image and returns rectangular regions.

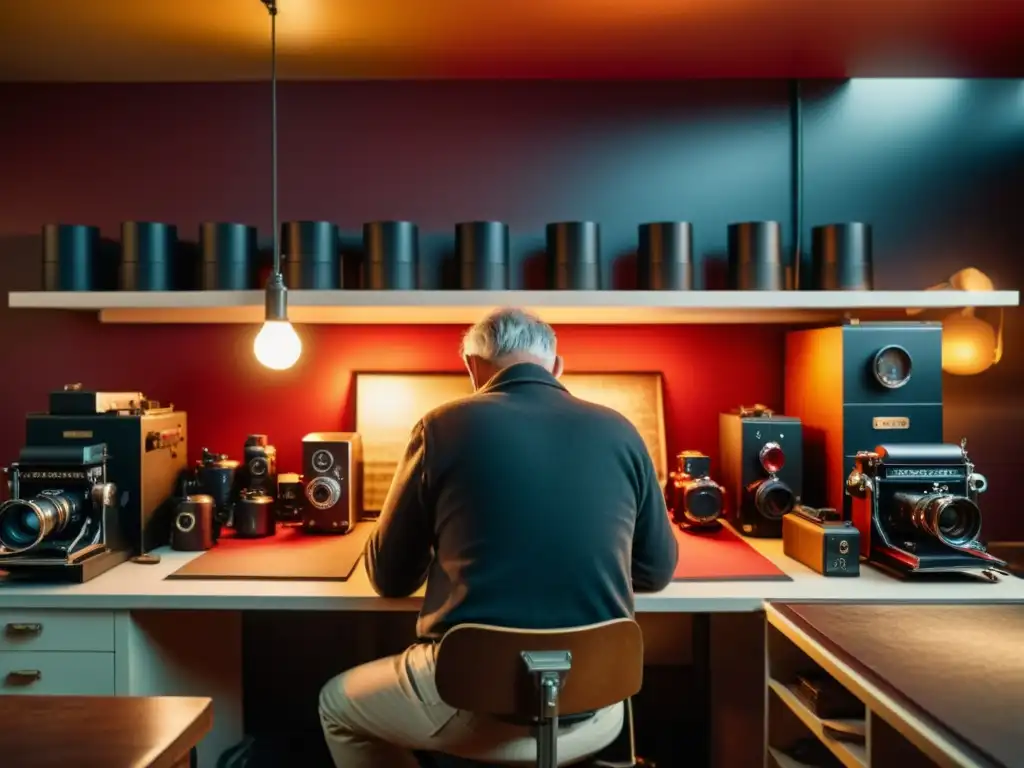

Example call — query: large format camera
[0,444,126,579]
[846,440,1007,578]
[666,451,724,531]
[720,406,803,538]
[786,321,944,519]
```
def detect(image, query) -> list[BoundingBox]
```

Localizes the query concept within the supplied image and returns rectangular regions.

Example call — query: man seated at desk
[319,307,679,767]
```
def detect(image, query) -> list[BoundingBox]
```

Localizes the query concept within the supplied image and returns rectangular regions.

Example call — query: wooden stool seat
[432,618,644,768]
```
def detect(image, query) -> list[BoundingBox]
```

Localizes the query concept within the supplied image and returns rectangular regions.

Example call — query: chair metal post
[521,650,572,768]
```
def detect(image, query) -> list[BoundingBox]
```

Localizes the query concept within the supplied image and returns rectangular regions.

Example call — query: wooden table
[0,695,212,768]
[765,602,1024,767]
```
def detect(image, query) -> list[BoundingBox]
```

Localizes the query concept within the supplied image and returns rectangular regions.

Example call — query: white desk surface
[1,538,1022,613]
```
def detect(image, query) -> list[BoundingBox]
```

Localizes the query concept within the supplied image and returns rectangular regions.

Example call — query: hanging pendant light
[254,0,302,371]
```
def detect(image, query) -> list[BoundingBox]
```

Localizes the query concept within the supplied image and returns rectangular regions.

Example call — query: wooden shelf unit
[765,605,982,768]
[6,290,1019,325]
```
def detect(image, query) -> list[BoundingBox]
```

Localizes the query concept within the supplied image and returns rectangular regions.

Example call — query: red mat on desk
[166,522,373,581]
[672,523,790,581]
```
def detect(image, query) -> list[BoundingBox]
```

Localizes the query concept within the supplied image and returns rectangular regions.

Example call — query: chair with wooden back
[434,618,644,768]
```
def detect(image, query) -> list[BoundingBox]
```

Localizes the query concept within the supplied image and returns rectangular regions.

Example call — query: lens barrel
[682,480,724,525]
[753,478,796,520]
[893,491,982,547]
[0,491,79,554]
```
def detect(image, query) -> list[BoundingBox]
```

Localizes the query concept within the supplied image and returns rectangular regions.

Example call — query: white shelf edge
[7,290,1018,325]
[768,678,868,768]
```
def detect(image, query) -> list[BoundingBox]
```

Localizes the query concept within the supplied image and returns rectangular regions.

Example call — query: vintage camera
[720,405,803,538]
[783,505,860,577]
[301,432,362,534]
[666,451,725,531]
[0,443,127,581]
[276,473,304,523]
[786,322,944,519]
[846,439,1007,577]
[26,384,186,553]
[241,434,277,495]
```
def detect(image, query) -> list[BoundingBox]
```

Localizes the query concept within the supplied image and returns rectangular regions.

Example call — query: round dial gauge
[311,449,334,473]
[249,457,268,476]
[873,345,913,389]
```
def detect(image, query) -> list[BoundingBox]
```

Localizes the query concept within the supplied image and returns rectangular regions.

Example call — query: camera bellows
[199,222,258,290]
[281,221,340,289]
[456,221,509,290]
[43,224,100,291]
[546,221,601,290]
[727,221,784,290]
[120,221,178,291]
[638,222,693,290]
[364,221,419,290]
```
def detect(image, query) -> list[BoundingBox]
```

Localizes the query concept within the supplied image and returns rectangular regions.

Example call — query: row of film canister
[42,219,873,292]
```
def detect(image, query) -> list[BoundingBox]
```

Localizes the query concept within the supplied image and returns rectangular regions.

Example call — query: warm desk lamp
[253,0,302,371]
[907,267,1004,376]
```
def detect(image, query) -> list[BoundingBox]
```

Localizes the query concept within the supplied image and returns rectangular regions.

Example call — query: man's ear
[464,354,480,390]
[552,355,565,378]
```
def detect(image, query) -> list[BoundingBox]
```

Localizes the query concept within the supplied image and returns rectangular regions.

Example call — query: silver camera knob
[306,476,342,510]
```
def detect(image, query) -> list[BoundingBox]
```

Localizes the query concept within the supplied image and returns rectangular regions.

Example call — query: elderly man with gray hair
[319,307,678,767]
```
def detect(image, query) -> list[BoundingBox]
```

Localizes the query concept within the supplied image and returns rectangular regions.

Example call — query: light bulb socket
[264,271,289,321]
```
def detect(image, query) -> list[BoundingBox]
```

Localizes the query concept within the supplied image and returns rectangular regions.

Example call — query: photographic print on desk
[354,372,667,513]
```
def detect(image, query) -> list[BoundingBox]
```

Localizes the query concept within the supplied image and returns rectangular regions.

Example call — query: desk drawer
[0,610,114,652]
[0,651,115,695]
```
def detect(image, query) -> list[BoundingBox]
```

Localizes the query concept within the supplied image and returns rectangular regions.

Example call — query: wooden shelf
[7,290,1019,325]
[768,678,868,768]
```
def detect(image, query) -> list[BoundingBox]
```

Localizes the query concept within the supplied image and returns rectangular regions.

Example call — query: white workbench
[1,541,1021,767]
[0,538,1021,613]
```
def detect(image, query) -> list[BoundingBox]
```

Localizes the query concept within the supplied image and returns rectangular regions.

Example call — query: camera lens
[0,491,78,554]
[753,479,795,520]
[305,476,342,510]
[894,492,982,547]
[683,483,723,524]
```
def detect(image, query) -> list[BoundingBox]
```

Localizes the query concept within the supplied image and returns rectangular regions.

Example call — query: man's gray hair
[461,308,557,365]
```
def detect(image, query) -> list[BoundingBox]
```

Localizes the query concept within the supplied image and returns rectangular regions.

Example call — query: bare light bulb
[254,320,302,370]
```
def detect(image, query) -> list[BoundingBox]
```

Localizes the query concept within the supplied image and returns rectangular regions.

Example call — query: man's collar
[478,362,567,394]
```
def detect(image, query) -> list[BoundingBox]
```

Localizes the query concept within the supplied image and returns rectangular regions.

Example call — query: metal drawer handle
[5,623,43,637]
[5,669,42,685]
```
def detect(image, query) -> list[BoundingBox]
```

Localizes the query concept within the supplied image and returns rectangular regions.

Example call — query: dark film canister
[456,221,509,290]
[42,224,100,291]
[364,221,419,290]
[727,221,784,290]
[199,222,257,290]
[281,221,340,289]
[120,221,177,291]
[546,221,601,290]
[810,223,874,290]
[637,222,693,290]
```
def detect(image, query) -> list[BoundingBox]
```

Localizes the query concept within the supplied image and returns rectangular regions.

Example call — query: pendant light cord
[790,79,803,290]
[262,0,280,277]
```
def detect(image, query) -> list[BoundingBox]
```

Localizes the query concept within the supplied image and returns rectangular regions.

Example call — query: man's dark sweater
[364,362,679,640]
